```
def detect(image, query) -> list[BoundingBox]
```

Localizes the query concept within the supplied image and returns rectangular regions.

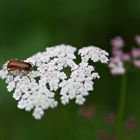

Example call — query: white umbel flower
[0,45,109,119]
[79,46,109,63]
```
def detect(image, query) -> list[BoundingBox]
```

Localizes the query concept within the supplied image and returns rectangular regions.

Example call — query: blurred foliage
[0,0,140,140]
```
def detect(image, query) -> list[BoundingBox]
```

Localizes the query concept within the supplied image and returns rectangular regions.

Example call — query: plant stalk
[117,74,127,139]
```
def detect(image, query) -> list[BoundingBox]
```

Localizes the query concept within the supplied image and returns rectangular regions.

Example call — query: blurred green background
[0,0,140,139]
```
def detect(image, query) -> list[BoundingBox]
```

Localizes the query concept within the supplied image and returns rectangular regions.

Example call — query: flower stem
[117,74,127,139]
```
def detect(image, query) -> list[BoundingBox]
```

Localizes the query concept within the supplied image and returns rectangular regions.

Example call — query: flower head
[135,35,140,46]
[0,45,108,119]
[109,57,125,75]
[131,48,140,68]
[78,105,95,119]
[110,36,125,48]
[109,37,130,75]
[124,116,137,132]
[104,112,116,125]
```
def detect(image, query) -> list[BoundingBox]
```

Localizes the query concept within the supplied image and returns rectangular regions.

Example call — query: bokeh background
[0,0,140,139]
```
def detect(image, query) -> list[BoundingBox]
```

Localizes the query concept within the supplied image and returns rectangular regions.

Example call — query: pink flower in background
[78,106,95,119]
[124,116,137,132]
[109,37,129,75]
[131,48,140,68]
[112,48,123,57]
[104,112,116,125]
[109,36,140,74]
[133,60,140,68]
[109,57,125,75]
[135,35,140,45]
[122,53,130,61]
[110,36,125,48]
[132,48,140,57]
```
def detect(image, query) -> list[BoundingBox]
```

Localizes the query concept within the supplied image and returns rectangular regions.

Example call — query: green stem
[117,74,127,139]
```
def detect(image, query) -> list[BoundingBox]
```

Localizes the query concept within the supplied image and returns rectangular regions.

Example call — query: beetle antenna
[29,62,35,67]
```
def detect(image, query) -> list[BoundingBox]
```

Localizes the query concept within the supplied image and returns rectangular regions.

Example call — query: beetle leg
[7,69,16,80]
[20,70,31,82]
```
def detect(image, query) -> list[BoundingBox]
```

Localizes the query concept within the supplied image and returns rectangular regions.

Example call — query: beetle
[7,59,34,81]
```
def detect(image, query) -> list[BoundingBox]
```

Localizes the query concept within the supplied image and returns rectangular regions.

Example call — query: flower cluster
[109,36,140,75]
[131,48,140,68]
[109,36,130,75]
[0,45,109,119]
